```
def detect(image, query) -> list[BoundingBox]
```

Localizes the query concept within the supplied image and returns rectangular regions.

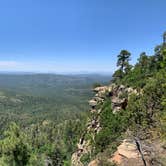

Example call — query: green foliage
[112,31,166,141]
[0,123,32,166]
[160,48,166,68]
[0,75,108,165]
[0,74,111,129]
[80,153,91,165]
[113,50,131,81]
[0,119,86,165]
[95,31,166,162]
[94,100,129,152]
[112,69,124,82]
[93,82,102,88]
[117,50,131,71]
[126,94,149,135]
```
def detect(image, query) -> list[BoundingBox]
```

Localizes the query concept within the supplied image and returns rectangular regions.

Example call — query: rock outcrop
[93,84,138,113]
[111,139,166,166]
[71,84,138,166]
[111,139,149,166]
[72,78,166,166]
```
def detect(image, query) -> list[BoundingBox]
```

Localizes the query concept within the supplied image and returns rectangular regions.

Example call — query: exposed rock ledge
[110,139,149,166]
[72,84,166,166]
[88,139,166,166]
[71,84,139,166]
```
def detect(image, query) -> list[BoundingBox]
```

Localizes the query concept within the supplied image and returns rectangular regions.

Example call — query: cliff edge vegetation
[72,32,166,166]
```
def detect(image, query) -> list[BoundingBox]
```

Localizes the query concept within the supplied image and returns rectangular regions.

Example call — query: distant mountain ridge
[0,74,112,96]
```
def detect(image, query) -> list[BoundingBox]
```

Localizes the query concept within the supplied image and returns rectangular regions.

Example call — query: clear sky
[0,0,166,73]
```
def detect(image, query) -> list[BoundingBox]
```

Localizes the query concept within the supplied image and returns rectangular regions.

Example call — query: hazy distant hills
[0,74,112,126]
[0,74,112,97]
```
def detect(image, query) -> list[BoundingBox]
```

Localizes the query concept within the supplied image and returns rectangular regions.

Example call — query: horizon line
[0,70,113,75]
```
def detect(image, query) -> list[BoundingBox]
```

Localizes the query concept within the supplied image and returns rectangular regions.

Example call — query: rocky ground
[71,84,166,166]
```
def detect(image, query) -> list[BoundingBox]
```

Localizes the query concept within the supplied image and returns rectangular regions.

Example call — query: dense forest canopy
[0,74,111,165]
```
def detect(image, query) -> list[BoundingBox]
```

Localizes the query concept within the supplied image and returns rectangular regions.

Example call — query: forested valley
[1,31,166,165]
[0,74,111,165]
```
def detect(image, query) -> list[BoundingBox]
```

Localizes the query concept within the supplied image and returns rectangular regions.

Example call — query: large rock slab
[117,139,139,158]
[111,139,152,166]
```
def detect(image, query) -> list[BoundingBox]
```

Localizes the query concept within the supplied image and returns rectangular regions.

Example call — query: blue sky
[0,0,166,73]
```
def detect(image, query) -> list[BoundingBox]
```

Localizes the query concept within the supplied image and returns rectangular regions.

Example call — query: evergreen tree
[117,50,131,72]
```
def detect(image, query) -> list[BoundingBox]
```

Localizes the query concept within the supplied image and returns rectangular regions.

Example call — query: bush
[94,100,129,153]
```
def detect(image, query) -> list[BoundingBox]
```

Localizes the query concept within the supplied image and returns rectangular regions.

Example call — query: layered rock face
[71,84,138,166]
[71,84,166,166]
[92,84,137,113]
